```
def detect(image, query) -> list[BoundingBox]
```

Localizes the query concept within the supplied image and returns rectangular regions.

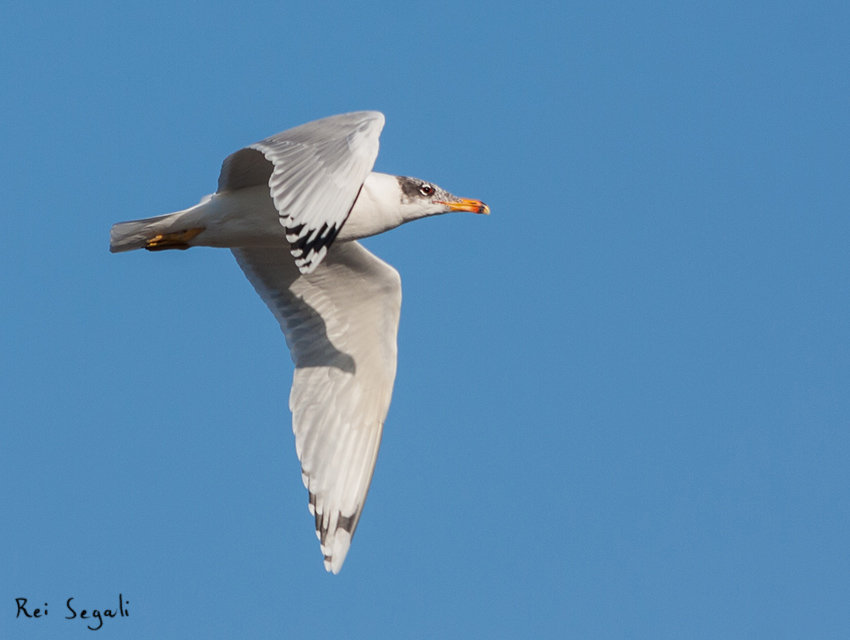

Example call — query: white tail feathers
[110,194,215,253]
[109,212,188,253]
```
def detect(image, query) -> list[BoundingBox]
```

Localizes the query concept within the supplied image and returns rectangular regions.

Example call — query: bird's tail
[110,208,205,253]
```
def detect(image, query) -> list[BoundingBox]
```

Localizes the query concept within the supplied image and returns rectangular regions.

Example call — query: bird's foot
[145,228,205,251]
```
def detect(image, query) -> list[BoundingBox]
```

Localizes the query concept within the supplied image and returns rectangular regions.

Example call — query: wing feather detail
[219,112,385,274]
[232,241,401,573]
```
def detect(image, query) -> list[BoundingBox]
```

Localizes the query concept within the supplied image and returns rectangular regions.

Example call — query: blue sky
[2,1,849,638]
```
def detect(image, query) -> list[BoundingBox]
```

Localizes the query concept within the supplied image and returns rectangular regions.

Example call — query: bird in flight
[110,111,489,573]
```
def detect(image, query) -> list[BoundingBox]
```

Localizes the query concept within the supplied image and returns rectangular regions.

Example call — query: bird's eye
[419,183,435,196]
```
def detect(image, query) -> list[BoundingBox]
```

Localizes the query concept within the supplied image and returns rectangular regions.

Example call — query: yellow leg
[145,228,205,251]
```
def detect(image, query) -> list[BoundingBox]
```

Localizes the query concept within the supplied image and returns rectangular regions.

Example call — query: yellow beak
[437,198,490,214]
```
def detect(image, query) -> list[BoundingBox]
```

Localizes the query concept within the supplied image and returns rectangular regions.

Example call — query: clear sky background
[2,1,849,638]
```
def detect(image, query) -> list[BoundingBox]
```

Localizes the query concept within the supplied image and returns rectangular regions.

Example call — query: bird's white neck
[338,172,419,242]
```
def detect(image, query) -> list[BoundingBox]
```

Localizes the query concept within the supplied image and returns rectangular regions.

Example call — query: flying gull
[110,111,489,573]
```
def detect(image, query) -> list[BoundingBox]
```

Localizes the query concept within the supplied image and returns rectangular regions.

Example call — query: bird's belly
[190,186,289,248]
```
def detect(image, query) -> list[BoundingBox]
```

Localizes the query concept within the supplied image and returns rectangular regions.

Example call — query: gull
[110,111,489,573]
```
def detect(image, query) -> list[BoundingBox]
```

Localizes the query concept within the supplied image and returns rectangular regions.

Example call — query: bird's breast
[336,172,407,242]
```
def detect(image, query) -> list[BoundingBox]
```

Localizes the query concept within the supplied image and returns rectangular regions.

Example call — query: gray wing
[219,111,385,274]
[232,241,402,573]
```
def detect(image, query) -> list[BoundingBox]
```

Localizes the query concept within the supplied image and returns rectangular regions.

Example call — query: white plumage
[110,111,488,572]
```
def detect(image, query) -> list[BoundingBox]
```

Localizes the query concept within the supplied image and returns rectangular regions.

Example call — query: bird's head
[395,176,490,219]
